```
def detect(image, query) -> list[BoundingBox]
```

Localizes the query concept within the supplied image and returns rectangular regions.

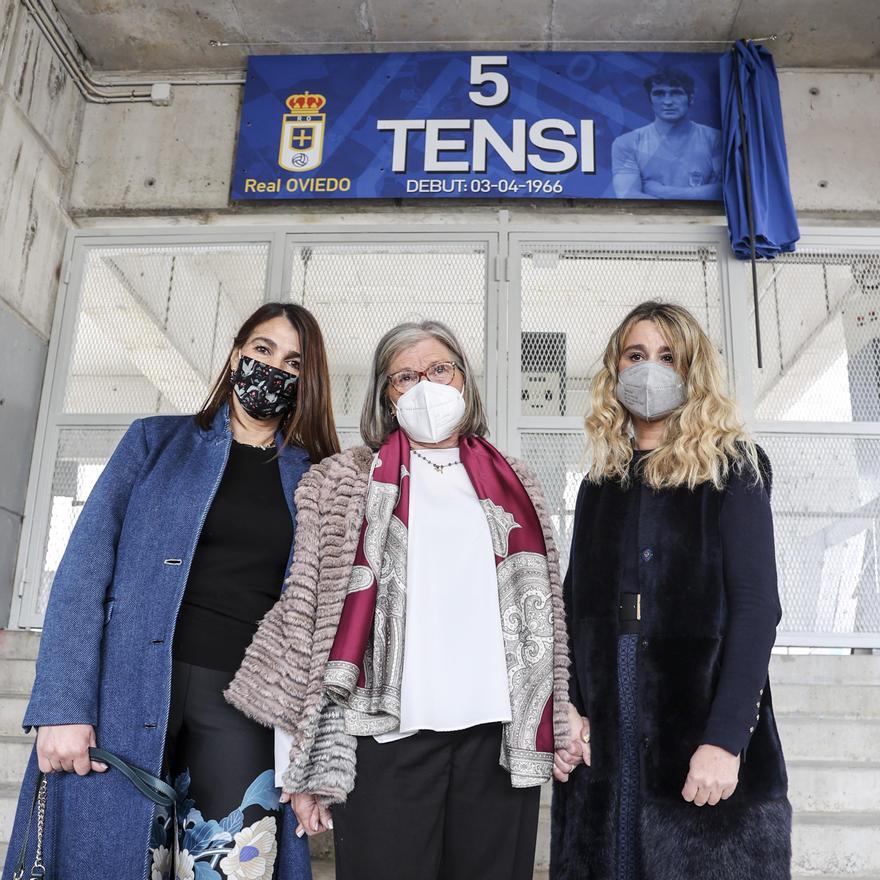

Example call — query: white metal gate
[10,221,880,648]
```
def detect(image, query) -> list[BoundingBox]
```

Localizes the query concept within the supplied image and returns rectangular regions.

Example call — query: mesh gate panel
[64,244,269,414]
[758,432,880,638]
[519,245,725,419]
[751,251,880,422]
[524,428,880,641]
[338,429,367,450]
[37,428,127,614]
[520,432,587,571]
[286,242,488,435]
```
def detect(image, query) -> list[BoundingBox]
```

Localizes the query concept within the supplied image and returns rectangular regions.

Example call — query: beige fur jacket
[226,445,570,804]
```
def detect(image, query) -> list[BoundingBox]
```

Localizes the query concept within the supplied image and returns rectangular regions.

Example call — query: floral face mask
[230,355,298,420]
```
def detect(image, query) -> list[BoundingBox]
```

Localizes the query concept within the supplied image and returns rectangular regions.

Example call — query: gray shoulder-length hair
[360,320,489,450]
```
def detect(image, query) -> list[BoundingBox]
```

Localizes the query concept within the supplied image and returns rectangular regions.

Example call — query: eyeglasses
[387,361,460,393]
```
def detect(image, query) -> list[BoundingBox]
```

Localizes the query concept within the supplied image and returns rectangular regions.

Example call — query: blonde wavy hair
[585,301,760,491]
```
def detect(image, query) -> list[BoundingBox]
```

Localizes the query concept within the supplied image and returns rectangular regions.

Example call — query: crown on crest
[285,92,327,113]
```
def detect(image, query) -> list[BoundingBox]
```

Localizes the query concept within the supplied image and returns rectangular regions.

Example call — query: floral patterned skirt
[149,661,287,880]
[150,768,282,880]
[616,633,641,880]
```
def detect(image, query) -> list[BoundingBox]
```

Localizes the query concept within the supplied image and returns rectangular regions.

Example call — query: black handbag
[13,747,177,880]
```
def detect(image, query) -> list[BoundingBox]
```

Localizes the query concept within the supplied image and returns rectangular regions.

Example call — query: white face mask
[394,380,466,445]
[616,361,685,421]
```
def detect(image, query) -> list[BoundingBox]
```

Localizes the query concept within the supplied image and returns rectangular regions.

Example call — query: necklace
[411,448,462,474]
[234,437,276,450]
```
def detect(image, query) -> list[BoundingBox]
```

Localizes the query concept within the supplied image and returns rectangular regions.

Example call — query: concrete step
[0,659,36,695]
[792,812,880,876]
[0,735,32,784]
[0,694,27,737]
[310,861,334,880]
[535,784,551,869]
[178,860,880,880]
[2,793,879,877]
[0,631,40,661]
[772,681,880,718]
[318,867,880,880]
[776,714,880,762]
[770,653,880,686]
[788,759,880,813]
[0,784,18,845]
[29,856,880,880]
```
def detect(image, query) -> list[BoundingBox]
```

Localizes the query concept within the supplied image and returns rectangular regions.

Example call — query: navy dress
[615,452,646,880]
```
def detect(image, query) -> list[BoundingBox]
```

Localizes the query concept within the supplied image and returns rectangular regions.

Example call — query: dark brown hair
[643,68,695,98]
[197,302,340,462]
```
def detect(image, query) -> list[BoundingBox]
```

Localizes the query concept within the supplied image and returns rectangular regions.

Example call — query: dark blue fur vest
[550,457,792,880]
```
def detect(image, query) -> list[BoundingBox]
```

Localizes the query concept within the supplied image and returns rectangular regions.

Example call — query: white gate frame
[10,217,880,648]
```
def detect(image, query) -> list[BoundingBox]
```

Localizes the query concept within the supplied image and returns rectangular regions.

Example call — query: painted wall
[0,301,47,629]
[0,0,82,624]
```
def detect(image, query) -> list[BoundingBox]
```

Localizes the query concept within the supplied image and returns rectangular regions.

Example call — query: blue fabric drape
[721,40,800,260]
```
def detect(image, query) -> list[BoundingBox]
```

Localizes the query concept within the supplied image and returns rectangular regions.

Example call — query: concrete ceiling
[51,0,880,72]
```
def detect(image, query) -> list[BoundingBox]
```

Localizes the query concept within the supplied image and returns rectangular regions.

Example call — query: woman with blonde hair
[551,301,791,880]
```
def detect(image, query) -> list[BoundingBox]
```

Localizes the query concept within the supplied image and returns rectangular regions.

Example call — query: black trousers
[332,723,541,880]
[165,660,281,851]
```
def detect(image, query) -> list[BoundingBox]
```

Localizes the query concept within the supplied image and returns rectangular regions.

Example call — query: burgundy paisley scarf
[324,429,555,786]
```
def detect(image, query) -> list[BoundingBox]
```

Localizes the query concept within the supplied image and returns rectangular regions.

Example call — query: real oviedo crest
[278,92,326,172]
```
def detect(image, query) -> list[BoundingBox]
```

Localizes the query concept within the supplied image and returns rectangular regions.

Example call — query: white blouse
[376,446,511,742]
[275,446,511,785]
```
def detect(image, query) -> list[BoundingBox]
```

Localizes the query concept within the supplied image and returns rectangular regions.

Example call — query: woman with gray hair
[226,320,584,879]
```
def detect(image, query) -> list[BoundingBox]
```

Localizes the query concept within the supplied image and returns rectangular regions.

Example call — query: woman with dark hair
[4,303,339,880]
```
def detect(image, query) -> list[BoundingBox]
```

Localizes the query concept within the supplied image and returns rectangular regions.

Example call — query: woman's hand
[285,791,333,837]
[553,703,591,782]
[682,744,740,806]
[36,724,107,775]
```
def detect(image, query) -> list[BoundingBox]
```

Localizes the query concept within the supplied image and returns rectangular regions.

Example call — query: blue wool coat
[3,406,313,880]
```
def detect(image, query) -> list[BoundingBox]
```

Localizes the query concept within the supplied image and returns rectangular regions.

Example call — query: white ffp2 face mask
[615,362,685,421]
[394,380,466,444]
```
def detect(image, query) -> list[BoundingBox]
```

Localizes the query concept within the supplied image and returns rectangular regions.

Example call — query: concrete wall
[0,0,82,624]
[0,301,47,630]
[68,68,880,220]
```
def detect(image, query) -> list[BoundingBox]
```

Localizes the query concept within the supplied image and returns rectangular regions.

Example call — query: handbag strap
[12,773,46,880]
[14,748,177,880]
[88,747,177,808]
[88,747,178,880]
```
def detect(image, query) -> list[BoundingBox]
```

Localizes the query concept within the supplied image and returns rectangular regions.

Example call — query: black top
[173,440,294,673]
[620,448,778,756]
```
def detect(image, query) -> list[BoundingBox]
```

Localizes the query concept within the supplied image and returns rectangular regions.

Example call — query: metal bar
[776,632,880,649]
[732,43,764,369]
[755,421,880,435]
[211,34,782,48]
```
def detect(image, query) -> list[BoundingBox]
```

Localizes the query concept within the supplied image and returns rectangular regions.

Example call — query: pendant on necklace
[412,448,461,474]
